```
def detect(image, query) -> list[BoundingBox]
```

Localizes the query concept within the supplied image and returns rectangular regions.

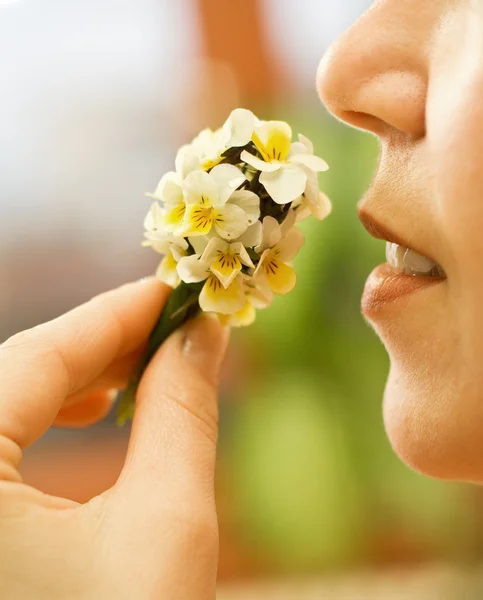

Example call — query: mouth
[358,208,447,314]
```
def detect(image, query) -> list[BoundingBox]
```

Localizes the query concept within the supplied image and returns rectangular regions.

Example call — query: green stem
[116,282,201,426]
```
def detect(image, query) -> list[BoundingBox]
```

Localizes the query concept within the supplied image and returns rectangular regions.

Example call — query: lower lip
[361,263,446,315]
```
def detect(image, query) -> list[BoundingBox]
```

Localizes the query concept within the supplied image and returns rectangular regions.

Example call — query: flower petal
[214,203,249,241]
[294,204,312,223]
[223,108,258,147]
[189,234,211,255]
[298,133,314,154]
[240,150,280,173]
[274,226,305,262]
[200,237,229,264]
[170,245,187,262]
[301,169,332,219]
[210,250,242,289]
[177,203,214,236]
[155,253,180,288]
[237,221,262,248]
[228,190,260,225]
[176,254,210,283]
[255,216,281,253]
[231,241,254,268]
[280,209,297,236]
[290,153,329,172]
[209,164,246,205]
[199,275,246,314]
[246,279,274,309]
[260,165,307,205]
[263,257,297,295]
[144,202,164,232]
[252,121,292,162]
[151,172,184,205]
[219,301,257,327]
[163,202,186,232]
[309,191,332,220]
[183,170,218,206]
[289,142,310,157]
[175,145,201,178]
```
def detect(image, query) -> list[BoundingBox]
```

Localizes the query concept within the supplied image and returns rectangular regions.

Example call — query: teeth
[386,242,445,277]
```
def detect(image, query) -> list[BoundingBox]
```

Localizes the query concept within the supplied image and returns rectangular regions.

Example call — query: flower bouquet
[117,108,331,425]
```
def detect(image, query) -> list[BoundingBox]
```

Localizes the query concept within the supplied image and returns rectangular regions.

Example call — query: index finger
[0,278,169,449]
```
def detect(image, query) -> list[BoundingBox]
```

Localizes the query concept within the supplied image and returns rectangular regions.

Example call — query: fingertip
[53,390,116,428]
[178,314,230,380]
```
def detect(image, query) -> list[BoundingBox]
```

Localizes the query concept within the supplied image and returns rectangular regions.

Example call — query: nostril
[339,111,390,136]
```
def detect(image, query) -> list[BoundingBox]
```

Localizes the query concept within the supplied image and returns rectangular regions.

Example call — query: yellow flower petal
[163,202,186,231]
[199,275,246,314]
[210,250,242,289]
[155,252,180,288]
[202,157,222,171]
[252,121,292,163]
[218,301,256,327]
[263,256,296,295]
[180,204,214,236]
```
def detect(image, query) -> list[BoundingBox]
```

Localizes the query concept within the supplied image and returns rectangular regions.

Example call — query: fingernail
[181,314,230,375]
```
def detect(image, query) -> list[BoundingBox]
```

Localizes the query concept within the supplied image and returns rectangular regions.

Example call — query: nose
[317,3,429,139]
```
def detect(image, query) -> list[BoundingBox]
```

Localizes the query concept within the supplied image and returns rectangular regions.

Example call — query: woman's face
[317,0,483,482]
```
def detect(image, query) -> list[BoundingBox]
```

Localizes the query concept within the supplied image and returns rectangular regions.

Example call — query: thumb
[115,313,230,501]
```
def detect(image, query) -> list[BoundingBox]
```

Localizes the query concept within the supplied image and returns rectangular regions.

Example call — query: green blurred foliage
[221,105,476,573]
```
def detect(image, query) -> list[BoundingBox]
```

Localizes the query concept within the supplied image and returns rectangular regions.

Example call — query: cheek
[390,18,483,480]
[427,12,483,282]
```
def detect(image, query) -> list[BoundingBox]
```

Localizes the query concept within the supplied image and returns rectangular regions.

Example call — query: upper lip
[357,207,410,248]
[357,206,442,267]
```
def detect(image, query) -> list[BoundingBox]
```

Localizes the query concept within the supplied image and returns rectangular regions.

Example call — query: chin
[382,362,483,484]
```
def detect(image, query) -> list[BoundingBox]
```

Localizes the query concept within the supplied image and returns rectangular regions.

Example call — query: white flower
[218,301,257,328]
[241,123,329,205]
[176,164,260,240]
[217,275,274,328]
[293,169,332,222]
[142,202,188,251]
[176,251,246,314]
[178,236,253,288]
[155,244,187,288]
[253,212,305,295]
[142,203,188,287]
[146,172,187,233]
[175,108,259,175]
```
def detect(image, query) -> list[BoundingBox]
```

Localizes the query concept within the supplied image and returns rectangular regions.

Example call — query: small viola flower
[176,252,246,314]
[293,169,332,222]
[203,237,254,288]
[176,108,259,173]
[155,244,187,288]
[142,202,188,252]
[217,277,274,327]
[142,203,188,287]
[147,173,186,233]
[253,213,305,295]
[218,300,257,328]
[177,165,259,240]
[241,123,329,205]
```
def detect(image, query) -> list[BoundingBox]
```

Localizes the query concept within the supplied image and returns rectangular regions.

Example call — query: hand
[0,278,229,600]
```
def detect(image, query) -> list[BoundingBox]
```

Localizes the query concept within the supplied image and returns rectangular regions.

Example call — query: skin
[0,278,229,599]
[317,0,483,481]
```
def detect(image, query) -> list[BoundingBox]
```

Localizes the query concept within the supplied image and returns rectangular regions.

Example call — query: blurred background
[2,0,483,597]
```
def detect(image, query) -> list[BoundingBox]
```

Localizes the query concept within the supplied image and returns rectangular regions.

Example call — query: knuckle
[1,327,72,390]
